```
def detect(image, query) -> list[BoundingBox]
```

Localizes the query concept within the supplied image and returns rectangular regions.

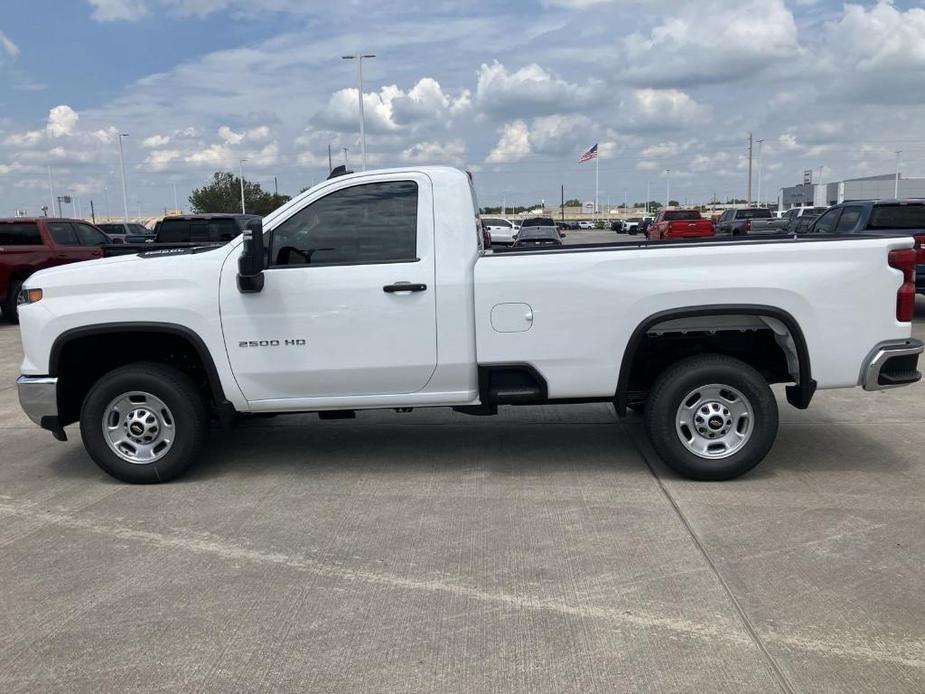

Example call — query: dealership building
[778,173,925,209]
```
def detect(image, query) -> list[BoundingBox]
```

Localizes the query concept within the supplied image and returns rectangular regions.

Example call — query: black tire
[79,362,209,483]
[644,354,778,481]
[3,279,23,324]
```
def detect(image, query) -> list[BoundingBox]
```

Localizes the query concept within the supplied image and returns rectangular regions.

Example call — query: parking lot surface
[1,301,924,693]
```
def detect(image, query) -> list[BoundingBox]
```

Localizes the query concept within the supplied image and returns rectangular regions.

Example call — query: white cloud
[87,0,150,21]
[815,1,925,103]
[400,139,466,165]
[619,0,799,86]
[143,149,183,171]
[485,120,531,163]
[3,130,43,147]
[0,30,20,59]
[47,105,79,138]
[626,89,708,130]
[476,61,604,117]
[529,114,593,156]
[142,134,171,148]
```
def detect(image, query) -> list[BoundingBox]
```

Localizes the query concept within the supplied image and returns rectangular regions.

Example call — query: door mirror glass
[237,218,265,293]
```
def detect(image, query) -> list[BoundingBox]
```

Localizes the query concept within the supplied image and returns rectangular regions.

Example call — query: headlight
[18,288,43,305]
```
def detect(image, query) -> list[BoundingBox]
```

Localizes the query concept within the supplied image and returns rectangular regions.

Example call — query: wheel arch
[615,304,815,416]
[49,322,231,426]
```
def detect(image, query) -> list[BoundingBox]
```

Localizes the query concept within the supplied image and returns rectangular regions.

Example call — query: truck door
[45,222,104,265]
[219,174,437,402]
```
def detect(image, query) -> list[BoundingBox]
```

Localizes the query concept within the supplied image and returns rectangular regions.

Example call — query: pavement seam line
[620,419,797,694]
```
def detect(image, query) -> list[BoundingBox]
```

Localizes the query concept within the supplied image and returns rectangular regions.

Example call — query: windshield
[520,217,555,228]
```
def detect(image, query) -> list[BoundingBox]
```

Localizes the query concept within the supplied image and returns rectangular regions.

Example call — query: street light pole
[239,159,247,214]
[755,139,765,206]
[342,54,376,171]
[118,133,130,222]
[894,151,902,198]
[343,148,349,168]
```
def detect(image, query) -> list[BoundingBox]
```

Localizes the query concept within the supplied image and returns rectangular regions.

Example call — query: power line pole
[894,151,902,198]
[239,159,247,214]
[342,54,376,171]
[118,133,130,222]
[746,132,753,207]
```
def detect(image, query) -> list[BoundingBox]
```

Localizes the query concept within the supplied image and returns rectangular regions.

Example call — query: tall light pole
[665,169,671,208]
[173,183,179,213]
[239,159,247,214]
[343,147,349,168]
[894,151,902,198]
[646,180,650,214]
[342,54,376,171]
[46,165,55,216]
[755,138,765,206]
[746,132,753,207]
[118,133,130,222]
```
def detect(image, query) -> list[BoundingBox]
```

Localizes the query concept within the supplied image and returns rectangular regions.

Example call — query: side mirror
[237,218,266,293]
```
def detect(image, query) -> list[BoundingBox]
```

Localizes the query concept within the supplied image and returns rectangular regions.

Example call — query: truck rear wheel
[644,354,778,480]
[79,362,209,483]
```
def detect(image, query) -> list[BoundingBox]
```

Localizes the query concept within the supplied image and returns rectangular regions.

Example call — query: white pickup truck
[15,166,923,483]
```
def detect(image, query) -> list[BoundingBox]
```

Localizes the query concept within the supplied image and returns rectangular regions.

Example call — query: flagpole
[595,150,599,219]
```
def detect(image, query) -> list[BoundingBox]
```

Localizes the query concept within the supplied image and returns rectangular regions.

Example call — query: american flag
[577,144,598,163]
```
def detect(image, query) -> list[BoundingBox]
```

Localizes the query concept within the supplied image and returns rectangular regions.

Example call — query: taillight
[888,248,917,322]
[915,234,925,264]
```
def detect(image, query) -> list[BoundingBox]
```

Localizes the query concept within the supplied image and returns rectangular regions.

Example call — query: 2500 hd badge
[238,339,307,347]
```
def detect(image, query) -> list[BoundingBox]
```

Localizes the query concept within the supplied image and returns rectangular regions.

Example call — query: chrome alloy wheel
[102,391,175,464]
[675,384,754,460]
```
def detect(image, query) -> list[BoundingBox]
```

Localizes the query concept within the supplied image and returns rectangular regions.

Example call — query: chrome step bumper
[861,339,924,391]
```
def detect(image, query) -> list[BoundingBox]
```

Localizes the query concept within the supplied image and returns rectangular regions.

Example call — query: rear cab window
[868,204,925,230]
[736,209,773,219]
[663,211,702,221]
[0,222,42,245]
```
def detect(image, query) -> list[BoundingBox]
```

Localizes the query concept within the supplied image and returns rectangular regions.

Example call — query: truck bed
[476,232,914,399]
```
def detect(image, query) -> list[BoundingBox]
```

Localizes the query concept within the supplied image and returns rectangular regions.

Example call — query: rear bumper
[861,339,923,391]
[16,375,66,440]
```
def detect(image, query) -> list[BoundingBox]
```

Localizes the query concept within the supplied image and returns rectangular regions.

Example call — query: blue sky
[2,0,925,217]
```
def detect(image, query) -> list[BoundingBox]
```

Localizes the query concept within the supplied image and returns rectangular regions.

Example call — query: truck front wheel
[644,354,778,480]
[79,363,209,483]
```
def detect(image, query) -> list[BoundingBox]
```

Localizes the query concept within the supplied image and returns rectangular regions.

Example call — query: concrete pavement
[0,300,923,692]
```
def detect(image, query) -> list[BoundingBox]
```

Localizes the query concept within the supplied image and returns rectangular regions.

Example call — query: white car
[16,166,923,484]
[481,217,517,245]
[577,221,595,229]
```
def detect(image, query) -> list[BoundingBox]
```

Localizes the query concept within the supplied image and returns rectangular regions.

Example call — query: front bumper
[16,376,66,440]
[861,339,923,391]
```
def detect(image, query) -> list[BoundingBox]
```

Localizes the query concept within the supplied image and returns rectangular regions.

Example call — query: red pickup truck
[1,218,111,323]
[647,209,715,240]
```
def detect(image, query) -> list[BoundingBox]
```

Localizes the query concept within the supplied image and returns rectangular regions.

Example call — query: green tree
[189,172,291,216]
[564,198,582,207]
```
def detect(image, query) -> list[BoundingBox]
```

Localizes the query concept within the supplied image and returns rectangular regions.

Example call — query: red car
[0,218,110,323]
[647,210,715,240]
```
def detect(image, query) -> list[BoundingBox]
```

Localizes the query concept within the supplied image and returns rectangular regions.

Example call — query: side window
[47,222,79,246]
[812,208,841,234]
[74,223,109,246]
[834,206,862,233]
[0,222,41,245]
[270,181,418,267]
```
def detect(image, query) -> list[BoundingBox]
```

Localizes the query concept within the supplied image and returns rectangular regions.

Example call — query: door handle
[383,282,427,293]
